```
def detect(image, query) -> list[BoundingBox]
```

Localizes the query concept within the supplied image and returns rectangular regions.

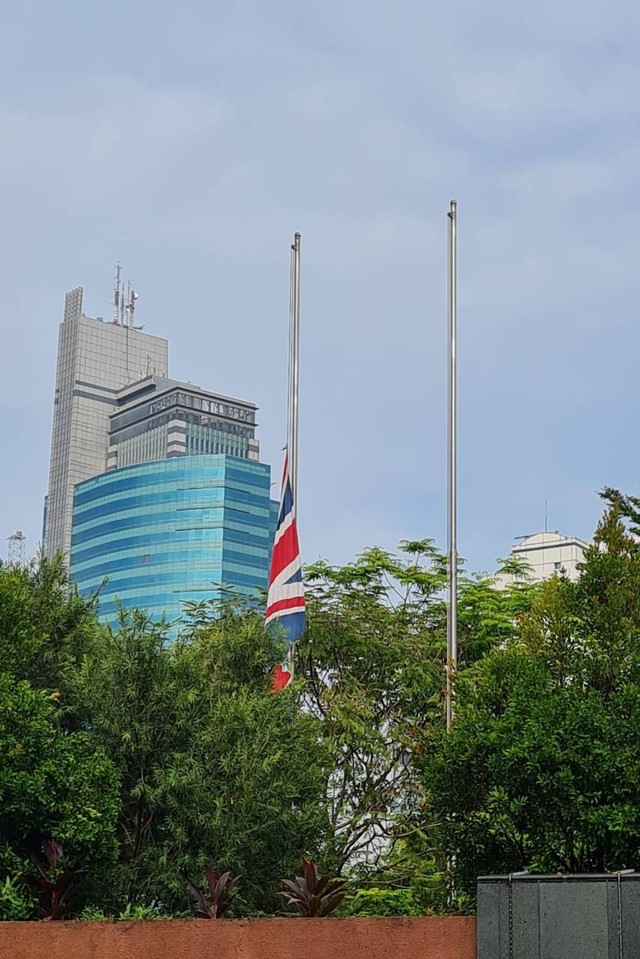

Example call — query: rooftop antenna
[544,498,548,534]
[7,530,26,564]
[127,287,139,329]
[112,263,122,325]
[121,279,127,326]
[122,281,136,328]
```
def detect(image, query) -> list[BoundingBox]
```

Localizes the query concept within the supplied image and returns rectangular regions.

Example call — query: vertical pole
[287,233,301,681]
[287,245,295,463]
[290,233,301,500]
[446,201,458,732]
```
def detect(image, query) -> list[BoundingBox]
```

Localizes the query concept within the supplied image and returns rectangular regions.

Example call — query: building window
[554,561,561,571]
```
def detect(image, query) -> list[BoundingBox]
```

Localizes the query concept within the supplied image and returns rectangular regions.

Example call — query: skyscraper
[44,287,168,559]
[44,282,277,631]
[70,456,277,627]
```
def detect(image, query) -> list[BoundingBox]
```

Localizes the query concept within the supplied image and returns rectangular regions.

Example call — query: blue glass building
[70,455,278,629]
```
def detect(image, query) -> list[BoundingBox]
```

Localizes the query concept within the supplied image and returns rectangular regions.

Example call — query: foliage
[12,517,640,920]
[0,876,32,920]
[116,903,170,920]
[79,604,330,915]
[77,609,179,907]
[366,834,449,915]
[339,886,421,917]
[32,840,80,921]
[296,540,533,877]
[77,905,110,921]
[0,672,120,918]
[280,859,347,917]
[187,867,240,918]
[77,903,172,920]
[296,541,443,875]
[0,553,102,729]
[423,506,640,902]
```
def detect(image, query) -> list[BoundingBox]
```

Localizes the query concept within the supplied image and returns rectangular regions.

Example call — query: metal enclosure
[477,873,640,959]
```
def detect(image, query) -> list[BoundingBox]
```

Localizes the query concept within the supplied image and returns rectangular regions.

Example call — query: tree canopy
[423,506,640,901]
[2,497,640,918]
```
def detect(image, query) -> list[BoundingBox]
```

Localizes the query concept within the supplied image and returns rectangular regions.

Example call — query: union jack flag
[265,453,305,648]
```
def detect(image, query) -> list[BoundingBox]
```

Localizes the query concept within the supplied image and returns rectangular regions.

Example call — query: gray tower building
[44,287,168,559]
[106,375,261,470]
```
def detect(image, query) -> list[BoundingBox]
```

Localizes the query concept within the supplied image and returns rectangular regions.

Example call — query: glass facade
[70,455,278,631]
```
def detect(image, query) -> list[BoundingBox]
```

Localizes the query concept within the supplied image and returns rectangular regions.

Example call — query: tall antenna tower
[7,530,26,564]
[112,265,139,328]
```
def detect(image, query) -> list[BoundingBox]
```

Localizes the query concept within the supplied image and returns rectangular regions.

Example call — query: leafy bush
[116,903,170,920]
[0,876,33,920]
[280,859,347,917]
[339,887,421,917]
[187,868,240,918]
[31,840,80,921]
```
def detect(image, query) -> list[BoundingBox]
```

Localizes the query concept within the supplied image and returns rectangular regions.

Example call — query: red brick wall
[0,916,476,959]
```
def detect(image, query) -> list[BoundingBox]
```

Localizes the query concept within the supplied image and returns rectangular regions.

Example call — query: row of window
[73,498,271,533]
[72,545,270,581]
[74,459,270,507]
[77,565,267,597]
[148,392,255,423]
[71,520,273,566]
[72,511,274,548]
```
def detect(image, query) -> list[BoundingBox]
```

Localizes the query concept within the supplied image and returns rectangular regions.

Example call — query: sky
[2,0,640,573]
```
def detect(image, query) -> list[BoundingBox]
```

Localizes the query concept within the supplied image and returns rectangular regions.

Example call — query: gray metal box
[477,873,640,959]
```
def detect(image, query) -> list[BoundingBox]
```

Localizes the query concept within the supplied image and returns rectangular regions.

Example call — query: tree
[296,541,533,880]
[0,553,102,729]
[0,673,119,919]
[80,605,330,914]
[423,505,640,902]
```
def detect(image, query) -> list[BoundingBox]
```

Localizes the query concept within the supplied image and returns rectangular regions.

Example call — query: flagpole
[287,245,294,463]
[290,233,301,499]
[265,233,305,690]
[446,201,457,732]
[287,232,301,681]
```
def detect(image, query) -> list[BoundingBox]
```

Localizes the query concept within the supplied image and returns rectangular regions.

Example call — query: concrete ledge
[0,916,477,959]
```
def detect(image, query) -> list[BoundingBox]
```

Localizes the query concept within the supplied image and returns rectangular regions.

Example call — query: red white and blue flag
[266,453,305,659]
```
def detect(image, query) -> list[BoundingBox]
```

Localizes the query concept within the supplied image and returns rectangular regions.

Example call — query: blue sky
[2,0,640,572]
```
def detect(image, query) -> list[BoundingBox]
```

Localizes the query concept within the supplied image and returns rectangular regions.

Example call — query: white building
[494,531,590,587]
[43,287,169,559]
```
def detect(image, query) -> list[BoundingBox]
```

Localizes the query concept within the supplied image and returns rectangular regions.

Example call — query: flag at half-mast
[265,453,305,643]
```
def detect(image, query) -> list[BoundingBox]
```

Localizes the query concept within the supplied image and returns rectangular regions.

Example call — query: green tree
[80,605,329,914]
[297,541,533,882]
[423,506,640,902]
[0,673,119,918]
[0,553,102,728]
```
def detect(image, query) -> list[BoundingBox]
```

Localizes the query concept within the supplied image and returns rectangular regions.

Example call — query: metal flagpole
[287,245,295,461]
[286,232,301,681]
[290,233,301,499]
[446,201,458,732]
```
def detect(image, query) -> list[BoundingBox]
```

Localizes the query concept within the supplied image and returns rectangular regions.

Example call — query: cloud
[2,0,640,572]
